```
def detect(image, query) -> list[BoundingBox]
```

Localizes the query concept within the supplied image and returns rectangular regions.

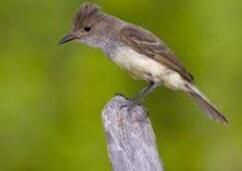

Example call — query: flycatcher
[59,3,228,124]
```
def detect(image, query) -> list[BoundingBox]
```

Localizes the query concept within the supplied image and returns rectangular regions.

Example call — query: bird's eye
[84,26,91,32]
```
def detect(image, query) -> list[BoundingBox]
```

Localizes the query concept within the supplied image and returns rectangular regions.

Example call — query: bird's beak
[58,33,78,45]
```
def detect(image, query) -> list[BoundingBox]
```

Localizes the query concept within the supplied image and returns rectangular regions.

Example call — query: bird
[59,3,228,124]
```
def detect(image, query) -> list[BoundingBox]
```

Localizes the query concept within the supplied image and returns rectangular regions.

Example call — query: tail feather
[186,85,228,124]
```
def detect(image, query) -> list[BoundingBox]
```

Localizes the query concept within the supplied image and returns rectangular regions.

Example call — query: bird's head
[59,3,114,48]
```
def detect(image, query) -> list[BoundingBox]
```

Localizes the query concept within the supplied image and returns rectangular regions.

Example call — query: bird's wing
[120,25,194,82]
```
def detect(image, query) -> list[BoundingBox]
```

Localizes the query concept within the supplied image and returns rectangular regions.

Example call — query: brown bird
[59,3,228,124]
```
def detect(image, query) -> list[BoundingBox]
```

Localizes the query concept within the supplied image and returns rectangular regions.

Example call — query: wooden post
[102,95,163,171]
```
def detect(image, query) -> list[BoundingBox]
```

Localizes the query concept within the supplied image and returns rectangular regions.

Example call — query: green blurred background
[0,0,241,170]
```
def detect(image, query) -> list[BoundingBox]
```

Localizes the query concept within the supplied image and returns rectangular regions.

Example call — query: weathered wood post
[102,95,163,171]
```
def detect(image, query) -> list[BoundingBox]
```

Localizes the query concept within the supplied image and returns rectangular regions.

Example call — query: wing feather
[120,26,194,82]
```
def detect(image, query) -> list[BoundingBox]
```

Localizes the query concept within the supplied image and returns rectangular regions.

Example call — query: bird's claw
[120,99,141,112]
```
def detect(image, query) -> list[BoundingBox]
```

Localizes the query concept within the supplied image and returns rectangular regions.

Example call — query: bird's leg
[121,81,160,110]
[133,81,159,102]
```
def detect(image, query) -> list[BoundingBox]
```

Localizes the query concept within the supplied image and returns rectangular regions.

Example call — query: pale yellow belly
[109,46,186,90]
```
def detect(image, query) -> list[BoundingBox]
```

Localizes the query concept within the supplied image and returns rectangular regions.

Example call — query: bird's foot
[120,99,142,112]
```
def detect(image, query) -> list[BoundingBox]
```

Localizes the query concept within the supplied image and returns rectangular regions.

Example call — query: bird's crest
[73,3,101,29]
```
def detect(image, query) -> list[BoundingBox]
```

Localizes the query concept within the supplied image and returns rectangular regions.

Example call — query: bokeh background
[0,0,241,170]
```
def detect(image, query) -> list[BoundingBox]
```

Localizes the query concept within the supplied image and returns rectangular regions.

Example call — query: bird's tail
[185,84,228,124]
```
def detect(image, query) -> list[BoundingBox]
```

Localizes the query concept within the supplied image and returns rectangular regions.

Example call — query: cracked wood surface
[102,95,163,171]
